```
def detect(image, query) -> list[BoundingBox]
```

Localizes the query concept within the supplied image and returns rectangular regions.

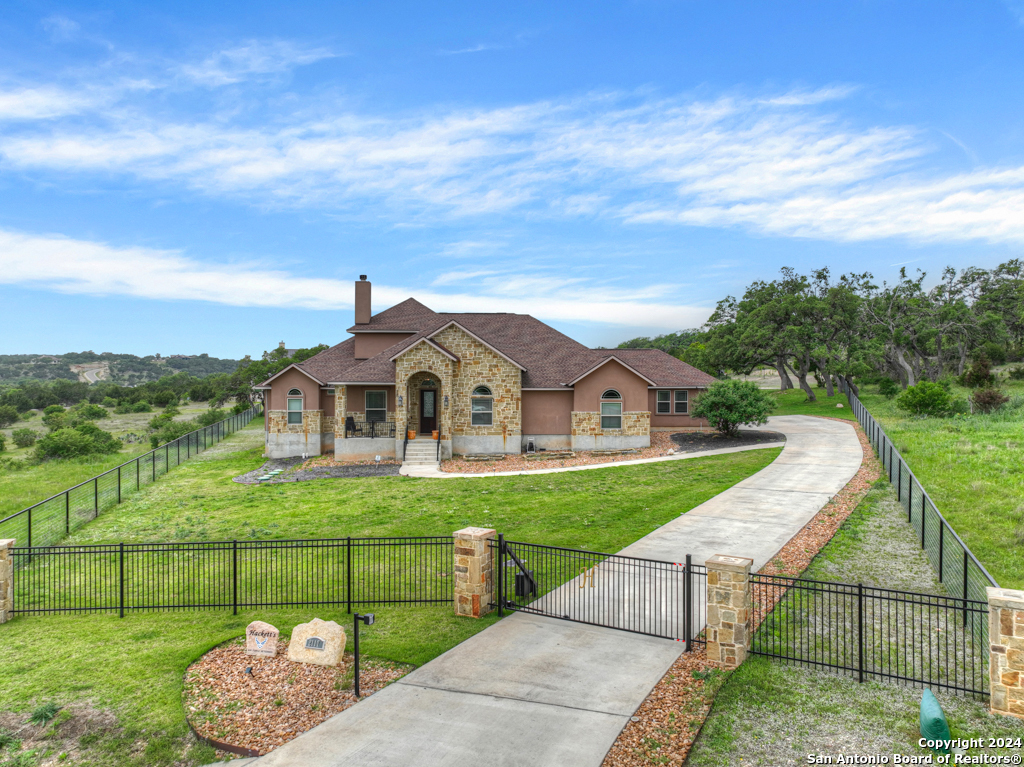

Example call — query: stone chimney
[355,275,371,325]
[279,341,286,349]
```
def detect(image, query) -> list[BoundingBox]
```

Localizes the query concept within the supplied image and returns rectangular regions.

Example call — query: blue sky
[3,1,1024,358]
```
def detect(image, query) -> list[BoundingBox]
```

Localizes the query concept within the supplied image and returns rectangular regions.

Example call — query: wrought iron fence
[0,406,262,549]
[751,573,989,696]
[11,536,452,616]
[494,537,707,648]
[344,419,396,439]
[837,381,998,602]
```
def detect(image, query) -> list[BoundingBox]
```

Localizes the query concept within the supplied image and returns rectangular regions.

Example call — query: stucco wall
[521,390,573,434]
[354,332,415,360]
[267,368,322,411]
[572,360,649,411]
[648,388,709,428]
[344,385,397,415]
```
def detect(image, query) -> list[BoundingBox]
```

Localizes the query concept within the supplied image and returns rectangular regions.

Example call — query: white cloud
[3,65,1024,244]
[0,86,100,120]
[41,15,80,42]
[0,227,709,327]
[178,40,337,86]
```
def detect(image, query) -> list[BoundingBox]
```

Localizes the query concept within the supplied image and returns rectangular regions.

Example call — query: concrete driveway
[250,415,862,767]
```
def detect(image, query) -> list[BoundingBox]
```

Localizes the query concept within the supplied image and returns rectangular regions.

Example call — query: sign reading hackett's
[245,620,280,657]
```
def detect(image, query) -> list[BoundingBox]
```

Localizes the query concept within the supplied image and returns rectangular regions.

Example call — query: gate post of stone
[988,587,1024,719]
[453,527,496,619]
[705,554,754,669]
[0,539,14,625]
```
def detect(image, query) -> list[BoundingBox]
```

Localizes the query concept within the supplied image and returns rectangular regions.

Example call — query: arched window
[471,386,493,426]
[600,389,622,429]
[287,388,303,425]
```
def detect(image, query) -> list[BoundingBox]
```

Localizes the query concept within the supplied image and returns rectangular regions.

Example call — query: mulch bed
[184,638,412,757]
[602,417,880,766]
[440,431,779,474]
[233,456,400,485]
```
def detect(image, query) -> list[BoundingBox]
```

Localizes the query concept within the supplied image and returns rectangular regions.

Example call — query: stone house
[258,277,716,460]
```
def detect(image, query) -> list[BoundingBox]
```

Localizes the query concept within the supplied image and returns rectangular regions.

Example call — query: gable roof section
[427,319,526,370]
[346,298,439,333]
[389,335,460,363]
[257,362,325,388]
[608,349,718,388]
[565,355,658,386]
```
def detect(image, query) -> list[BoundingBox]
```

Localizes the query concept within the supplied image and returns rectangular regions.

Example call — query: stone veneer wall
[0,539,13,624]
[335,386,347,439]
[268,409,324,435]
[570,410,650,437]
[988,587,1024,719]
[395,344,455,440]
[453,527,496,618]
[432,325,522,440]
[405,371,443,433]
[705,555,754,669]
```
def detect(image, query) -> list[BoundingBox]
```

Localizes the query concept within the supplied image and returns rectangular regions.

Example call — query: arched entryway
[405,371,443,438]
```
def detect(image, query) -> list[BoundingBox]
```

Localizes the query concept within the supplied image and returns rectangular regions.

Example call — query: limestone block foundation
[988,587,1024,719]
[705,554,753,669]
[0,539,14,624]
[453,527,496,618]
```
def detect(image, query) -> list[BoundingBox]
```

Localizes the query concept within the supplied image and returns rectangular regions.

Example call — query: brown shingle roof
[285,300,717,390]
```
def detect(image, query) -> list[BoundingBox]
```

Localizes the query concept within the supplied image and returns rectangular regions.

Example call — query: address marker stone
[245,620,280,657]
[287,618,346,667]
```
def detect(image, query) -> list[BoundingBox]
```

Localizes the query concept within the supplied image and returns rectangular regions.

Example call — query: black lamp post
[353,613,375,697]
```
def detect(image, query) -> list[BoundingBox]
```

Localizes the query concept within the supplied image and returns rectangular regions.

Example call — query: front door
[419,389,437,434]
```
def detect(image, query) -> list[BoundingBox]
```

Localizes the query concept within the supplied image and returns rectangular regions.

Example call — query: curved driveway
[251,415,863,767]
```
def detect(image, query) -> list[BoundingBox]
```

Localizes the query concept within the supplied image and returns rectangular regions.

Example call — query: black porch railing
[751,573,989,696]
[837,380,998,602]
[11,536,452,616]
[344,419,396,439]
[494,537,706,647]
[0,405,262,550]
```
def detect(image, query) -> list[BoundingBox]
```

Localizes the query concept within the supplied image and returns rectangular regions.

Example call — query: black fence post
[152,453,155,483]
[233,540,238,616]
[136,458,140,490]
[684,553,692,652]
[857,583,864,683]
[497,534,505,617]
[353,613,362,698]
[921,495,927,548]
[65,493,70,536]
[117,466,121,504]
[897,458,902,507]
[962,550,969,623]
[346,537,352,614]
[94,478,98,518]
[119,542,125,619]
[27,508,31,551]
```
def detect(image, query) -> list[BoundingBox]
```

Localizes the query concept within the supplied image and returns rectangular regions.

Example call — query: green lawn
[0,422,780,766]
[771,386,855,420]
[858,378,1024,589]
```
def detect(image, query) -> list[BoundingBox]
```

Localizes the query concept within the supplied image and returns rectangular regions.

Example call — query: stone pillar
[453,527,496,618]
[705,554,754,669]
[988,587,1024,719]
[0,539,14,625]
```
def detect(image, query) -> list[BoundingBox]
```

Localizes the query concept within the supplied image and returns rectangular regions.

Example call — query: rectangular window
[471,397,493,426]
[287,397,303,425]
[601,402,622,429]
[656,390,671,414]
[675,390,688,414]
[365,390,386,422]
[324,388,335,396]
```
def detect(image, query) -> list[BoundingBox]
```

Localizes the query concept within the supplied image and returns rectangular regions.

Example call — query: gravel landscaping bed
[184,638,412,757]
[233,456,400,484]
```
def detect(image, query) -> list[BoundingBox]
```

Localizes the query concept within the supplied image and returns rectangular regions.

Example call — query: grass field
[0,403,231,524]
[857,376,1024,590]
[688,480,1024,766]
[0,421,781,766]
[770,386,855,420]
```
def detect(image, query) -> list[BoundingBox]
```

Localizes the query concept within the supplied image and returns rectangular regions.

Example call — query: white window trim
[286,388,304,425]
[656,390,671,414]
[365,390,387,422]
[471,385,494,426]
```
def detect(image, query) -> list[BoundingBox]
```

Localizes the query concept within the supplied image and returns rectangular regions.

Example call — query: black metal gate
[494,536,706,648]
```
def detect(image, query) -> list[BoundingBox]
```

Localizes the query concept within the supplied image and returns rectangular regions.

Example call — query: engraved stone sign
[245,620,280,657]
[288,618,346,667]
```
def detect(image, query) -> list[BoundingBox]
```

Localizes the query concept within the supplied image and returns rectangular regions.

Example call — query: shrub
[42,411,67,431]
[101,397,117,408]
[196,407,226,427]
[972,388,1010,414]
[150,389,178,408]
[691,380,774,436]
[961,355,995,388]
[877,379,900,399]
[149,418,195,449]
[232,401,249,415]
[131,401,152,413]
[35,428,98,459]
[982,341,1008,366]
[1008,366,1024,381]
[163,402,181,416]
[11,429,37,448]
[74,423,121,453]
[43,404,65,416]
[73,403,108,420]
[0,433,5,452]
[113,402,133,414]
[0,404,19,428]
[895,381,953,417]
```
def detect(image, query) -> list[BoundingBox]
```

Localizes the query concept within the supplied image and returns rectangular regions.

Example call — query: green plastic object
[920,689,951,753]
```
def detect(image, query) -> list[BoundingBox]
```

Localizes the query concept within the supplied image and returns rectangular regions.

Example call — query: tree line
[621,259,1024,401]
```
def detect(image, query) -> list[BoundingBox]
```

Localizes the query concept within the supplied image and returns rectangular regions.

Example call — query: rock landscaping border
[602,416,878,766]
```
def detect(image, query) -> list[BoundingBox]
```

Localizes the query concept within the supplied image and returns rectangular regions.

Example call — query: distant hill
[0,352,243,385]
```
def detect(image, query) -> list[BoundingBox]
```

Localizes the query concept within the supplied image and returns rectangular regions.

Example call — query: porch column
[988,587,1024,719]
[453,527,496,618]
[0,539,14,624]
[705,554,753,669]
